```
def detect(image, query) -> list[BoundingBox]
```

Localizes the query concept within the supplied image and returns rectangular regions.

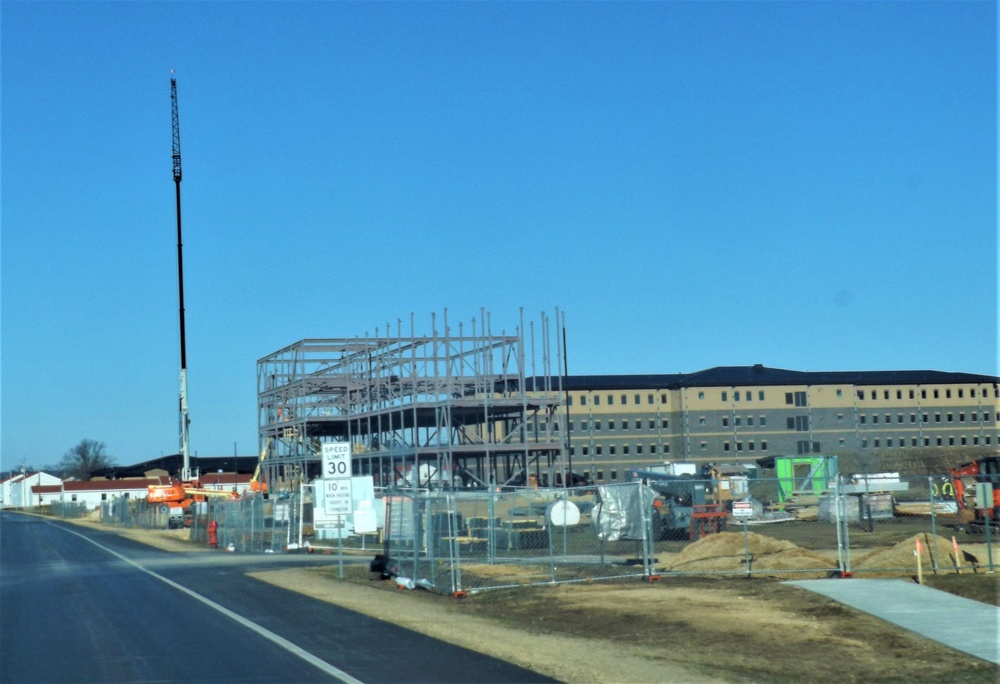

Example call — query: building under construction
[256,310,567,492]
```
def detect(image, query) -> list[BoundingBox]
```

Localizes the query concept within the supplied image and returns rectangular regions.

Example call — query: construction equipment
[625,469,728,540]
[950,456,1000,532]
[148,479,239,528]
[170,75,193,482]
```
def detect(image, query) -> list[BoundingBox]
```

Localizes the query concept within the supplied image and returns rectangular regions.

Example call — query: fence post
[928,476,939,573]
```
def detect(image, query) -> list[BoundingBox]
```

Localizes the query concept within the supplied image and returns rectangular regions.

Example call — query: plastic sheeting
[592,484,657,542]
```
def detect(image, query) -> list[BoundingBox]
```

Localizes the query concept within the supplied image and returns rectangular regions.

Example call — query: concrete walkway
[787,578,999,665]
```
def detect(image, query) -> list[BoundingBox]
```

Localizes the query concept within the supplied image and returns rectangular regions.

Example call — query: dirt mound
[853,534,972,576]
[665,532,832,579]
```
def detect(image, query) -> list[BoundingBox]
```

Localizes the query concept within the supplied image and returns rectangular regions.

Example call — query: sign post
[732,500,753,577]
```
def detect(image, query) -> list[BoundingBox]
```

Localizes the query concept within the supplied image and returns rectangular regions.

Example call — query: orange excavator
[949,456,1000,532]
[148,478,239,528]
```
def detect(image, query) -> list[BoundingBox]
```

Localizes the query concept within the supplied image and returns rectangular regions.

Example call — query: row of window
[569,393,668,407]
[720,390,768,402]
[851,435,994,448]
[856,411,996,424]
[721,416,768,427]
[573,443,671,456]
[857,387,999,400]
[564,419,669,432]
[721,440,769,452]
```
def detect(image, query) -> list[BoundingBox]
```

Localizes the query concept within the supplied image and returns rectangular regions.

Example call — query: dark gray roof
[524,365,999,391]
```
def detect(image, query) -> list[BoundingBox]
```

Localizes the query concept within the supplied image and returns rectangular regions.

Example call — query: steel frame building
[257,310,566,492]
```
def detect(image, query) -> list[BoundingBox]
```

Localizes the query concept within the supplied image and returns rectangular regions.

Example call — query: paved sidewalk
[787,578,999,665]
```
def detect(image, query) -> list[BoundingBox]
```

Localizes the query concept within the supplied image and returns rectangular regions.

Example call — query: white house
[31,473,253,511]
[4,472,62,508]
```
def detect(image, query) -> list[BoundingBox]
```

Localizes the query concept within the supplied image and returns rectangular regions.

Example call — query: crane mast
[171,77,192,482]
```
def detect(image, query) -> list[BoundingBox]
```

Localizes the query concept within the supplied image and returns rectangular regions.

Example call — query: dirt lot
[64,516,999,683]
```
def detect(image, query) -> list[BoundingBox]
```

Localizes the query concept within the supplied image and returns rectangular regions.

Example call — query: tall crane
[171,76,193,482]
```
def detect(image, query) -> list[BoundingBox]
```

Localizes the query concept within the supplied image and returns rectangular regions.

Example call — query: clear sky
[2,1,997,471]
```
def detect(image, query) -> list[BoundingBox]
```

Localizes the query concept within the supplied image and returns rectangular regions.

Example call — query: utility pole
[171,75,192,482]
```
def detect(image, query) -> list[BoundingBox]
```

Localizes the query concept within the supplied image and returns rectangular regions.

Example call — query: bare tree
[59,439,115,480]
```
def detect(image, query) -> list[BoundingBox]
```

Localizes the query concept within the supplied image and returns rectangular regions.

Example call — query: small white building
[3,472,62,508]
[31,473,253,510]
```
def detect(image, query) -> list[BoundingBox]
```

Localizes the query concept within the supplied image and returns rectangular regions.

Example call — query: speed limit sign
[322,442,352,479]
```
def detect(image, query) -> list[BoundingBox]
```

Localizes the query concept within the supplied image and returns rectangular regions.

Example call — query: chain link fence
[92,473,995,594]
[375,475,996,595]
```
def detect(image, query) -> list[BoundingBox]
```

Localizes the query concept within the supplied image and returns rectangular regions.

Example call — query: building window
[857,390,865,400]
[736,441,743,452]
[661,394,668,404]
[606,395,613,405]
[874,439,881,448]
[761,440,768,450]
[596,447,603,455]
[746,391,752,402]
[884,390,890,400]
[594,395,600,406]
[610,470,618,481]
[910,413,916,423]
[759,416,767,426]
[896,390,902,399]
[609,446,616,455]
[634,420,641,430]
[722,391,729,402]
[934,389,940,399]
[947,413,953,423]
[921,389,927,399]
[609,420,617,430]
[787,392,795,404]
[597,470,604,480]
[595,421,602,431]
[860,415,867,424]
[621,394,627,405]
[884,414,891,424]
[697,391,705,400]
[700,442,707,450]
[961,437,967,446]
[836,389,843,397]
[909,389,915,399]
[788,416,809,431]
[748,441,755,451]
[959,413,965,422]
[873,415,879,424]
[935,413,941,423]
[634,394,641,405]
[698,417,706,425]
[650,445,658,454]
[636,445,643,454]
[623,445,630,455]
[661,419,668,429]
[723,441,730,452]
[922,413,929,423]
[946,389,952,399]
[897,414,903,423]
[759,391,765,400]
[912,438,918,447]
[747,417,754,426]
[580,396,587,406]
[582,446,589,456]
[837,413,844,422]
[648,419,655,429]
[722,417,730,427]
[567,396,574,406]
[839,438,846,445]
[734,391,741,401]
[887,438,893,447]
[621,420,628,431]
[735,417,742,426]
[647,394,654,404]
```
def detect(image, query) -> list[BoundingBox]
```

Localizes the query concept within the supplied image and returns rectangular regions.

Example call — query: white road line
[48,520,364,684]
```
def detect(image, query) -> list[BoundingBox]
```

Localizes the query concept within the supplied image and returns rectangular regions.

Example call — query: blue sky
[2,1,996,471]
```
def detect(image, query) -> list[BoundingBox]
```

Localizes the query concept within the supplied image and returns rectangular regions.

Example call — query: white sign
[324,478,353,516]
[322,442,352,479]
[732,500,753,518]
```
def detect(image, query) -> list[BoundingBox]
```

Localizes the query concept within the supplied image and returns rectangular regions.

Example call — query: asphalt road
[0,512,554,684]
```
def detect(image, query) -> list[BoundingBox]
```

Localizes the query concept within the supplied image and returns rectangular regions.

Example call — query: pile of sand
[664,531,833,579]
[852,534,984,576]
